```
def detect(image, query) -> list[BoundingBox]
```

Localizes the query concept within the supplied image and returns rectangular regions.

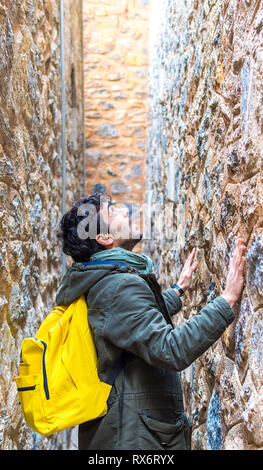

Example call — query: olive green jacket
[56,262,235,450]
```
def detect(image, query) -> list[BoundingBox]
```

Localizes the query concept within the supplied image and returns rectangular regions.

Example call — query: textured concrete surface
[143,0,263,450]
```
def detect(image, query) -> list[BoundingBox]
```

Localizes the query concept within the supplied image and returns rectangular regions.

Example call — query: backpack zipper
[34,338,50,400]
[17,385,36,392]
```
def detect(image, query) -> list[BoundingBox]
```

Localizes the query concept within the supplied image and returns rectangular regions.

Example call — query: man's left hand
[176,248,198,292]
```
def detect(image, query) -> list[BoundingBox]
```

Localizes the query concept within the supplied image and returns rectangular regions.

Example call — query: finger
[237,245,245,264]
[237,238,245,245]
[234,251,246,272]
[236,239,246,255]
[239,256,247,270]
[235,239,242,251]
[185,248,195,266]
[235,242,243,255]
[188,248,196,263]
[189,261,198,271]
[234,240,245,263]
[191,262,198,272]
[238,262,246,278]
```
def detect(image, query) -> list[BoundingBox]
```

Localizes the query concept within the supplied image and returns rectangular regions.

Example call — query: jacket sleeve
[162,287,182,316]
[102,274,235,372]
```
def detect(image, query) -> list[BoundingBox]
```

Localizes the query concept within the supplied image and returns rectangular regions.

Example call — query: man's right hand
[221,238,247,309]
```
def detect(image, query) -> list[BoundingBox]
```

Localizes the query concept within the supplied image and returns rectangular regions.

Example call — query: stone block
[223,423,248,450]
[206,391,223,450]
[111,180,131,194]
[97,123,118,138]
[246,232,263,298]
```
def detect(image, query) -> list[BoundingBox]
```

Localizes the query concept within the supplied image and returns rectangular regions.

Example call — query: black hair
[57,192,112,262]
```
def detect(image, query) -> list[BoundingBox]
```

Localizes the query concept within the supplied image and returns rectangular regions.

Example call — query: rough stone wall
[83,0,150,243]
[144,0,263,450]
[0,0,84,450]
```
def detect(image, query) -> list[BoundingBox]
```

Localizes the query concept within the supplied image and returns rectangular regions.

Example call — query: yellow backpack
[15,295,120,436]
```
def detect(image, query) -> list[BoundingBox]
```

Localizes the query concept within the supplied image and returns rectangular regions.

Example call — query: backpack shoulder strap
[105,351,128,386]
[136,272,174,327]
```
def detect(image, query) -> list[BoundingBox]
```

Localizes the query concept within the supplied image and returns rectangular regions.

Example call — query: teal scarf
[90,247,153,274]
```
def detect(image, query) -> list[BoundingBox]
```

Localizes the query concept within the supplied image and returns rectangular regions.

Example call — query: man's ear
[96,233,114,247]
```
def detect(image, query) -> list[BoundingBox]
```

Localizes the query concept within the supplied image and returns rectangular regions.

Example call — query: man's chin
[119,231,143,251]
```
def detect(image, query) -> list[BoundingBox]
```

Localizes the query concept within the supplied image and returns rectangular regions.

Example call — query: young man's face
[98,201,143,251]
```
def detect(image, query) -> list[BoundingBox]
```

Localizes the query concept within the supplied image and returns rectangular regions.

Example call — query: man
[56,192,246,450]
